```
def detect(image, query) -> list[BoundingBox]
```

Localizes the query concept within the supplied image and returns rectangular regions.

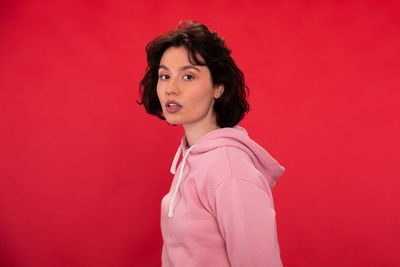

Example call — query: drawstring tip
[168,210,173,218]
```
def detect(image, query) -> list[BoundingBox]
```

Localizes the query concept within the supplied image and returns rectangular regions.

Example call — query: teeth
[168,103,179,107]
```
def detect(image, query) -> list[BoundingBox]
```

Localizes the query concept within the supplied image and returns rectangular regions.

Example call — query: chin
[165,117,182,126]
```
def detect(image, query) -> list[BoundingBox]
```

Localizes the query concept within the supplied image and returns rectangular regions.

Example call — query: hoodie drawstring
[170,146,182,175]
[168,144,198,218]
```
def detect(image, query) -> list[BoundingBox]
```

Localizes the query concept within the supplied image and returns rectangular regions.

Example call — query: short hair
[138,20,249,128]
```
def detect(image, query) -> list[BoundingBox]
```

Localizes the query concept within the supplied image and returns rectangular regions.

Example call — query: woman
[138,20,285,267]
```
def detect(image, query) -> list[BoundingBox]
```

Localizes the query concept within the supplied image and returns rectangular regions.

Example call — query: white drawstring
[168,144,198,218]
[170,146,182,175]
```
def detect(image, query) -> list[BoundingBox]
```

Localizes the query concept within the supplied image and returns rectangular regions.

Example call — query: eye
[159,74,169,80]
[184,74,194,80]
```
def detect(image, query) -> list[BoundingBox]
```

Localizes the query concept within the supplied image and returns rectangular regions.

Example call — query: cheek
[191,87,214,105]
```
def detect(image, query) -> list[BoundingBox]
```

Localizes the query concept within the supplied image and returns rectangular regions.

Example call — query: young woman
[138,20,285,267]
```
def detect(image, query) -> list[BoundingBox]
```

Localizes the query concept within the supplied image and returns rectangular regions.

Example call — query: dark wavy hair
[138,20,249,128]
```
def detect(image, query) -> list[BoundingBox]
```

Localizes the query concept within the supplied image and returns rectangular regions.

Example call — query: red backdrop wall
[1,1,399,266]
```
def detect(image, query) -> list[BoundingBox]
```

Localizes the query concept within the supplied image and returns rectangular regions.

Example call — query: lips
[165,100,182,113]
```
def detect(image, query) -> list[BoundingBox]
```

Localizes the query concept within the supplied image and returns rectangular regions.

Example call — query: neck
[183,122,220,147]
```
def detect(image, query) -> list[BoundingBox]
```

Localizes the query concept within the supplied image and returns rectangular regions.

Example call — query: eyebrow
[159,64,201,72]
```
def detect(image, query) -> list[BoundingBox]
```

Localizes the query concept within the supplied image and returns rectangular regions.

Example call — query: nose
[166,77,179,95]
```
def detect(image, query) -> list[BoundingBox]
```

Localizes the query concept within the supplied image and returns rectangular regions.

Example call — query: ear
[214,84,224,99]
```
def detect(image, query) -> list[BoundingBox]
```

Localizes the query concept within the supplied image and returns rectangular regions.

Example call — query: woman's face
[157,46,224,129]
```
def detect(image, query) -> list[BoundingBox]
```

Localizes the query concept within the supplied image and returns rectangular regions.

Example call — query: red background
[1,1,399,266]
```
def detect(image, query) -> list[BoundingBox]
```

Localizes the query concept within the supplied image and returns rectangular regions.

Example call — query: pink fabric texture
[161,125,285,267]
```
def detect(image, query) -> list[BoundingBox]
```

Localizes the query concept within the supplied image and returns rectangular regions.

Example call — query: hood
[177,125,285,188]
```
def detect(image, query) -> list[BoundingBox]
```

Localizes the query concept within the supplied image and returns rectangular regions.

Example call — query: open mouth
[165,102,182,113]
[167,103,181,108]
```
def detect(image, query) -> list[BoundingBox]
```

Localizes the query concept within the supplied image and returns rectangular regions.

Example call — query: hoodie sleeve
[214,178,283,267]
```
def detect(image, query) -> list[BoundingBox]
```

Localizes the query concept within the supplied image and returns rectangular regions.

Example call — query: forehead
[159,46,205,66]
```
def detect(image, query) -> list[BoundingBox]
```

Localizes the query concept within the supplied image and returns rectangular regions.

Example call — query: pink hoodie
[161,125,285,267]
